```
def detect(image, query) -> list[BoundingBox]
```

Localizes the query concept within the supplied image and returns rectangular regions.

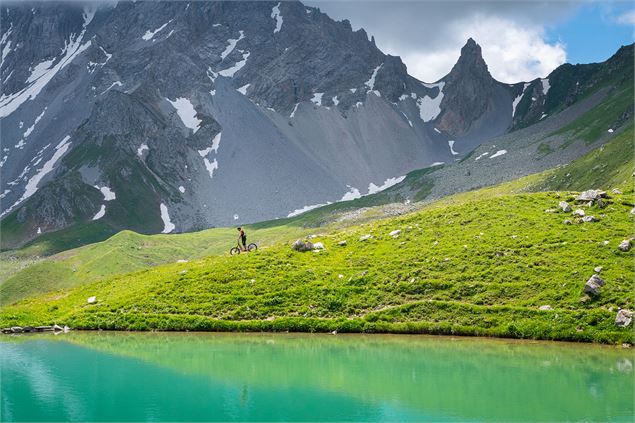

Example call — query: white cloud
[390,15,566,83]
[308,1,573,83]
[616,10,635,25]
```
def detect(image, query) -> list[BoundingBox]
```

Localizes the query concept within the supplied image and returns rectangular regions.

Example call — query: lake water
[1,332,633,422]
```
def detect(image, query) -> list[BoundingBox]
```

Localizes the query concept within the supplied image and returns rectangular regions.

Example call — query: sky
[305,0,635,83]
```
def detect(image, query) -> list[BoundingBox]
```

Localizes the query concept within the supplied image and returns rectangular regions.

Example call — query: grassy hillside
[2,184,633,343]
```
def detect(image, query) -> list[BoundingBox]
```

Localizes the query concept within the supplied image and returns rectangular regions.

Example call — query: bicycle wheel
[247,243,258,252]
[230,247,241,255]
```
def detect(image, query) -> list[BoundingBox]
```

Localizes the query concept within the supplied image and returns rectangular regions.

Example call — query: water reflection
[1,333,633,422]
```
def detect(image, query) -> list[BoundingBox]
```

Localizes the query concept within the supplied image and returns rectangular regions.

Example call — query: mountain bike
[230,241,258,255]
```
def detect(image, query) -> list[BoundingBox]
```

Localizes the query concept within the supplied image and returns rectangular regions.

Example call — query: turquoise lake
[1,332,633,422]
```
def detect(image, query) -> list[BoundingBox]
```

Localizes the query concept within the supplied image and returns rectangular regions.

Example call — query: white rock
[615,309,633,327]
[559,201,571,212]
[389,229,401,237]
[359,234,372,241]
[337,240,347,246]
[313,242,325,250]
[572,209,585,217]
[539,305,553,311]
[618,239,632,252]
[87,296,96,304]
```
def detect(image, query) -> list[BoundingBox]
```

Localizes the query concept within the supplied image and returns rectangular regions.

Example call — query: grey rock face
[0,1,632,247]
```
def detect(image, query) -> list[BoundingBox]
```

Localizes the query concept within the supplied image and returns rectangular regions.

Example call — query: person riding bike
[237,227,247,251]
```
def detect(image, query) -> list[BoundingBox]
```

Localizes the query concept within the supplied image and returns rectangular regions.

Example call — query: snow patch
[100,80,122,95]
[416,82,444,122]
[137,143,148,157]
[349,88,357,93]
[0,28,92,117]
[271,3,283,33]
[95,186,116,201]
[237,83,250,95]
[160,203,175,233]
[367,175,406,195]
[332,96,339,106]
[540,113,547,120]
[511,83,530,117]
[608,128,614,133]
[287,202,330,218]
[167,97,201,133]
[198,132,221,156]
[448,140,459,156]
[429,162,445,167]
[541,78,551,95]
[178,186,185,193]
[92,204,106,220]
[489,150,507,159]
[290,103,299,118]
[142,20,172,41]
[310,93,323,106]
[433,127,441,134]
[23,107,47,138]
[365,64,383,91]
[1,136,72,218]
[474,152,489,161]
[221,30,245,60]
[202,157,219,178]
[218,51,250,77]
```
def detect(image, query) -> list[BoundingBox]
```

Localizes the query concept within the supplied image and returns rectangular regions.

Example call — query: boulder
[563,219,572,225]
[576,190,606,202]
[10,327,23,333]
[572,209,585,217]
[584,274,605,296]
[615,309,633,327]
[594,266,603,273]
[337,240,347,246]
[559,201,571,212]
[53,324,63,331]
[359,234,372,241]
[582,216,597,222]
[313,242,325,250]
[87,296,97,304]
[389,229,401,237]
[618,240,632,252]
[612,188,622,194]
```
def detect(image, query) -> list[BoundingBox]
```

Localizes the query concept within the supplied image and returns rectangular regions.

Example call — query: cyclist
[237,227,247,251]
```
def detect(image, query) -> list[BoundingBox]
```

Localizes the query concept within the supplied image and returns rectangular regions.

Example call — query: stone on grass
[337,240,347,246]
[594,266,603,273]
[313,242,325,250]
[584,274,605,296]
[359,234,372,241]
[582,215,597,222]
[564,219,572,225]
[87,296,97,304]
[559,201,571,212]
[539,305,553,311]
[612,188,622,194]
[572,209,585,217]
[615,309,633,327]
[292,240,314,252]
[576,190,606,202]
[389,229,401,237]
[618,240,632,252]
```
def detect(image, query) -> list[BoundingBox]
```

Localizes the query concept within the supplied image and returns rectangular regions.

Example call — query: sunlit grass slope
[2,183,633,343]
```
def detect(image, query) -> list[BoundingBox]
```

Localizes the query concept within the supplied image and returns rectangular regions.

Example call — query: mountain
[0,0,632,249]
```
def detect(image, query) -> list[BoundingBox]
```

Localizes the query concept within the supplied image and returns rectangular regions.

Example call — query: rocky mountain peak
[449,38,491,80]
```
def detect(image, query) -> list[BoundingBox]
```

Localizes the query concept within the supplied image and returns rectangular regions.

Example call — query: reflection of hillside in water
[39,332,635,422]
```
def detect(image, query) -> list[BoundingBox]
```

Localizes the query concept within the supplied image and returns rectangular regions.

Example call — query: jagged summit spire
[452,38,489,76]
